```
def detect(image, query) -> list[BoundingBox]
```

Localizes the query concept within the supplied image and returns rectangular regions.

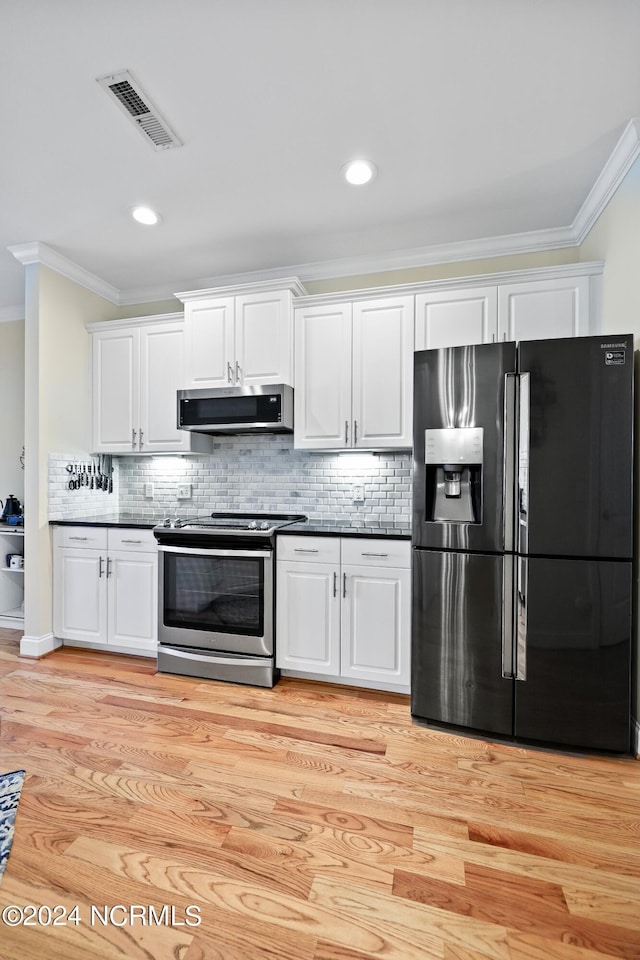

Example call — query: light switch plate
[177,483,192,500]
[144,482,154,499]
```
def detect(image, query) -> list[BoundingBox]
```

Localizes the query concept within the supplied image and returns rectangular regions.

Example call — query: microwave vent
[97,70,182,151]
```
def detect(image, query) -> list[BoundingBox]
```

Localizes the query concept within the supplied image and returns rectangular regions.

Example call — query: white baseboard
[19,633,62,658]
[632,717,640,757]
[280,669,410,696]
[62,639,156,659]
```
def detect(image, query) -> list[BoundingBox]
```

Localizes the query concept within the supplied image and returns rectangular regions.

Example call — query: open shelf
[3,567,23,573]
[0,605,24,620]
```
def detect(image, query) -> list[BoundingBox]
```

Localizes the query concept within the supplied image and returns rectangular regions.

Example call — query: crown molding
[175,277,308,302]
[8,242,120,304]
[7,118,640,311]
[0,304,25,323]
[572,118,640,243]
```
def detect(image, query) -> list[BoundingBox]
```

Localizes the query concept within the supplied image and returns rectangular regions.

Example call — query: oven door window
[163,553,264,636]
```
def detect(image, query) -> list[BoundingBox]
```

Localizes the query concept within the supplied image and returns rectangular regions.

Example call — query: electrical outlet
[352,484,364,502]
[144,482,154,499]
[176,483,192,500]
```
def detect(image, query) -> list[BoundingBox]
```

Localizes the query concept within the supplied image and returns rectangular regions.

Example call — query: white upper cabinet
[352,297,414,449]
[414,270,597,351]
[90,314,211,455]
[415,286,498,349]
[294,303,352,449]
[295,295,414,450]
[497,275,590,342]
[178,280,305,390]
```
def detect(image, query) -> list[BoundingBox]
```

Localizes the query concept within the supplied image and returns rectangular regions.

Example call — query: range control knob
[247,520,258,530]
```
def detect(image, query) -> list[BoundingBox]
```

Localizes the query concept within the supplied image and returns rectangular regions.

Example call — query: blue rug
[0,770,25,885]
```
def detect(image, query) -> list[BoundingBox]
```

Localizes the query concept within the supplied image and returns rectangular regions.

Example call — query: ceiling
[3,0,640,318]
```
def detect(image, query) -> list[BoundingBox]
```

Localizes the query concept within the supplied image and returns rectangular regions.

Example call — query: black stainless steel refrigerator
[411,335,634,753]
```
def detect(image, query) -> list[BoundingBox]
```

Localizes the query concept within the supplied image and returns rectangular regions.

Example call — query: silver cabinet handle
[139,429,144,448]
[361,551,388,557]
[294,548,319,553]
[342,572,347,598]
[517,372,531,554]
[98,556,104,578]
[516,558,528,681]
[106,557,112,578]
[235,360,241,383]
[345,420,349,445]
[121,539,142,544]
[333,571,337,597]
[354,420,358,445]
[69,536,88,541]
[132,428,137,448]
[227,362,234,383]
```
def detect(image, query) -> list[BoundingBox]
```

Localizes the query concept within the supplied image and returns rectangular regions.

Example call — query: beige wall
[304,248,580,295]
[579,155,640,733]
[0,320,25,503]
[24,266,113,646]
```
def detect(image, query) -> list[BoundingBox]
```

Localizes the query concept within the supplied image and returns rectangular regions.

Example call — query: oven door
[158,544,273,656]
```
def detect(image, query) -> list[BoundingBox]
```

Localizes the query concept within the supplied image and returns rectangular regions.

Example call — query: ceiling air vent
[97,70,182,151]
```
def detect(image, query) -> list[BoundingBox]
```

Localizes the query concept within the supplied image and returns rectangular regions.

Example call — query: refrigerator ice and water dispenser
[424,427,483,523]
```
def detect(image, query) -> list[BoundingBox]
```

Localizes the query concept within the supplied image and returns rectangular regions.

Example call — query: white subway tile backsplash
[49,437,412,527]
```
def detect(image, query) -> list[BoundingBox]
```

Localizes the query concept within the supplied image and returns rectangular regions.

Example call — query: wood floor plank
[1,636,639,960]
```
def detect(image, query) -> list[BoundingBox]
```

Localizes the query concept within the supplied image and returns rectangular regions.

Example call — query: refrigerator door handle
[501,554,514,678]
[503,373,517,552]
[516,557,528,681]
[517,372,531,554]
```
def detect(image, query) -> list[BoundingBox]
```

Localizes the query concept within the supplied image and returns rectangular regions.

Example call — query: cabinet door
[276,560,340,675]
[184,297,235,388]
[235,290,294,386]
[415,287,498,349]
[139,321,192,453]
[294,304,352,449]
[107,551,157,651]
[498,276,590,342]
[92,328,139,453]
[53,548,107,644]
[341,564,410,687]
[352,296,414,449]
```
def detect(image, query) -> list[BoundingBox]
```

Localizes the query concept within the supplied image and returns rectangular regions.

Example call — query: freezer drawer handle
[501,555,514,678]
[516,558,528,681]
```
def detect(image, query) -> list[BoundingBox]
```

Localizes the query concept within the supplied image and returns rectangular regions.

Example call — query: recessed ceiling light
[342,159,377,186]
[131,205,161,225]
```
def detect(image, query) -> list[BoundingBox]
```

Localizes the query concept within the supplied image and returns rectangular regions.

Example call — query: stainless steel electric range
[153,512,306,687]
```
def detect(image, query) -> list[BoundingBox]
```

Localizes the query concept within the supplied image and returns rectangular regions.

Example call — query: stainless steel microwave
[177,383,294,435]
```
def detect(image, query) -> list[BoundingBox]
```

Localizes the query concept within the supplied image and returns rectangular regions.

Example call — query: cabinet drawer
[277,535,340,564]
[55,526,108,550]
[341,538,411,568]
[108,528,157,552]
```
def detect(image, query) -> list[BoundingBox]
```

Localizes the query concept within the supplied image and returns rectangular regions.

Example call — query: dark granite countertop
[49,513,168,529]
[278,520,411,540]
[50,514,411,539]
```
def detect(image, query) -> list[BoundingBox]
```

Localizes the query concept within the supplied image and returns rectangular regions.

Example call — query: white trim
[292,261,605,308]
[62,639,156,659]
[175,276,307,302]
[280,669,409,696]
[573,118,640,243]
[8,242,120,304]
[0,304,24,323]
[19,632,61,658]
[6,117,639,312]
[86,311,183,333]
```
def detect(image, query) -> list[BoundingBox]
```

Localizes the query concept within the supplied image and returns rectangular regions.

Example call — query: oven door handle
[158,544,272,559]
[159,647,269,667]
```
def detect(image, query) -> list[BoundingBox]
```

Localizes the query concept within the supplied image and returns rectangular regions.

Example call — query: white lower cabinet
[53,526,157,655]
[276,536,411,690]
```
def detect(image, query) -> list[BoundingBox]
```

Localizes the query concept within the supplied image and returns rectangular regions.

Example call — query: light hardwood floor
[1,629,639,960]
